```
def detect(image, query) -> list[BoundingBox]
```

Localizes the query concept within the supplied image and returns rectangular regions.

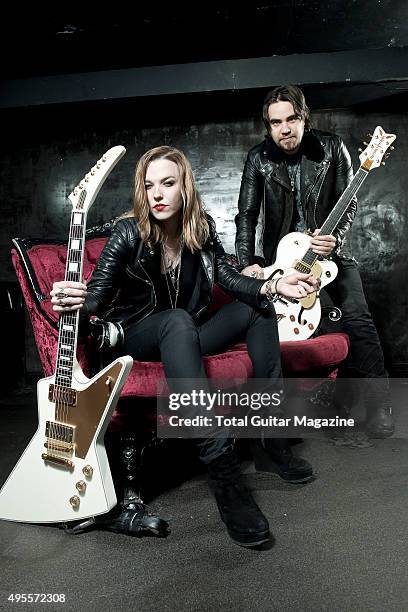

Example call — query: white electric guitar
[262,126,396,341]
[0,147,133,523]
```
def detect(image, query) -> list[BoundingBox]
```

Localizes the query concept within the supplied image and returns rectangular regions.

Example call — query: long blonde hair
[132,146,209,251]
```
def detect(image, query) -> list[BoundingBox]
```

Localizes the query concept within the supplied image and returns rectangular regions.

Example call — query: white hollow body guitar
[0,147,133,523]
[262,126,396,341]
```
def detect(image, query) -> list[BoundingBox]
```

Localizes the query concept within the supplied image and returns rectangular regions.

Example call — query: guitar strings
[53,209,84,455]
[302,168,368,267]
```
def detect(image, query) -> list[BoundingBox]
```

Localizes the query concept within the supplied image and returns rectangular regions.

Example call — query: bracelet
[265,279,276,303]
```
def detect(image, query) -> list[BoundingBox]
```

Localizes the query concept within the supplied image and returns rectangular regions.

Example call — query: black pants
[122,301,281,463]
[325,259,386,377]
[325,258,389,412]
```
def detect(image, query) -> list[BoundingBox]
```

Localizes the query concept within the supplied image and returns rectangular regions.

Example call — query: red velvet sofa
[11,232,349,501]
[12,234,349,398]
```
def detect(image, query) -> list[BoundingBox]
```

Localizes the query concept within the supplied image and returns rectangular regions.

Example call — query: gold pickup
[45,421,74,444]
[48,384,77,407]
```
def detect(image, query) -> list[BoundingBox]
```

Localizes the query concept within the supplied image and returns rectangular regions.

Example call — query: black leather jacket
[83,216,267,334]
[235,129,357,267]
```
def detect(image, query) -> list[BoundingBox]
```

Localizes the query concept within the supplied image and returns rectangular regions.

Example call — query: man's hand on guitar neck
[50,280,87,312]
[310,229,336,256]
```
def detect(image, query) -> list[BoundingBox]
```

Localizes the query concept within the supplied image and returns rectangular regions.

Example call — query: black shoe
[364,377,395,438]
[63,501,170,537]
[366,407,395,438]
[251,438,314,484]
[208,450,270,547]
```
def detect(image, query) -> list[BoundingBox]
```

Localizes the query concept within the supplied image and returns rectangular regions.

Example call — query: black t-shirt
[155,248,200,311]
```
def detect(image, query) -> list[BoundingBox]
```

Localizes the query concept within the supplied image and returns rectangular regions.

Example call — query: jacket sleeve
[211,221,268,310]
[82,220,132,317]
[332,137,358,251]
[235,151,264,267]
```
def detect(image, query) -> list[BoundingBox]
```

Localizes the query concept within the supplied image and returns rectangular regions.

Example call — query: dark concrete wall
[1,105,407,375]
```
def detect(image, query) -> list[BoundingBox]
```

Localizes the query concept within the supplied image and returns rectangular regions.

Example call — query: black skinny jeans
[325,258,390,411]
[122,301,282,464]
[325,259,386,377]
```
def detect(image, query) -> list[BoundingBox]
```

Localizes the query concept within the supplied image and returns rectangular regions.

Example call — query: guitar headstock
[358,126,396,171]
[68,145,126,212]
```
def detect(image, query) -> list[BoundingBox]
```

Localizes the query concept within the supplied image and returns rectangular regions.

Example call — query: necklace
[161,241,183,309]
[285,158,301,192]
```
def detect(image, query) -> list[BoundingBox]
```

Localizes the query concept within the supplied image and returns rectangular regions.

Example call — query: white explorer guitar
[0,146,133,523]
[262,126,396,341]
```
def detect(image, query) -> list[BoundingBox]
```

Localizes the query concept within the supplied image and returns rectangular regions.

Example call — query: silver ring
[56,290,68,299]
[250,271,257,278]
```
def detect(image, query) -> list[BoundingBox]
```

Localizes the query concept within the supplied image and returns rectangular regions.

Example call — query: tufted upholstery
[12,237,350,402]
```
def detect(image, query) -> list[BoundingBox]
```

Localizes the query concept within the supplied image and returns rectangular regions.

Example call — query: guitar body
[0,355,133,523]
[263,232,338,341]
[0,146,134,524]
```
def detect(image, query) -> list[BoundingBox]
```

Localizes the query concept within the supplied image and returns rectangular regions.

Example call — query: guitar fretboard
[301,167,369,267]
[55,192,87,388]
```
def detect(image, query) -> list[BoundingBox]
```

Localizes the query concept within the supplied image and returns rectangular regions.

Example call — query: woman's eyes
[145,182,175,189]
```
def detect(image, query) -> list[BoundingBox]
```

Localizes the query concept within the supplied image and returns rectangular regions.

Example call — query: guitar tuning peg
[358,148,363,153]
[390,146,395,150]
[381,161,386,166]
[363,141,369,146]
[367,133,373,138]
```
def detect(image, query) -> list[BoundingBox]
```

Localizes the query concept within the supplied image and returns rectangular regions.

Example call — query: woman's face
[145,158,183,224]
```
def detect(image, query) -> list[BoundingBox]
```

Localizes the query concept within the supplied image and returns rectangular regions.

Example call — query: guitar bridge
[41,453,74,470]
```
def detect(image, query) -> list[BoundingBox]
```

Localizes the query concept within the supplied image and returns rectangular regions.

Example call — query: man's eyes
[270,117,300,126]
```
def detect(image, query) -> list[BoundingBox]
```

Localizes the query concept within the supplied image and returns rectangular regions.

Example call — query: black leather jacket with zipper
[235,129,357,267]
[83,216,268,339]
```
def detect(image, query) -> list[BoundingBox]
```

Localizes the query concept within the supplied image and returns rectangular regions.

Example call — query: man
[235,84,394,438]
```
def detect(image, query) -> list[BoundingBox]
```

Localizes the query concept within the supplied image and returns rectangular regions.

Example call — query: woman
[51,146,317,547]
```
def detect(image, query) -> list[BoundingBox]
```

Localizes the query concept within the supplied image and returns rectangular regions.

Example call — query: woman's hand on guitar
[274,273,318,299]
[50,280,87,312]
[310,229,336,256]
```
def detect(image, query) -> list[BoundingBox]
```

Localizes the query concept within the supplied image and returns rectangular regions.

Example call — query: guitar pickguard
[263,232,338,341]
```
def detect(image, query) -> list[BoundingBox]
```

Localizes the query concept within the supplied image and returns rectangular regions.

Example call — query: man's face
[267,100,305,155]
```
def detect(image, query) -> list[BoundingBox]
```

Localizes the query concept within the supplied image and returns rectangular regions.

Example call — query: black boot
[207,449,270,547]
[364,379,395,438]
[251,438,314,483]
[366,406,394,438]
[95,432,169,537]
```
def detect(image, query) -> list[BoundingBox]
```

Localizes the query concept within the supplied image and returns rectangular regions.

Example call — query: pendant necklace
[161,241,182,309]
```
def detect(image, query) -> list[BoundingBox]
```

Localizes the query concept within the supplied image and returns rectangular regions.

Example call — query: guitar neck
[54,201,87,388]
[302,167,368,267]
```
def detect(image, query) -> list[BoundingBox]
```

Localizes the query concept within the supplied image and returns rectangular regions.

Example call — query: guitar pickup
[45,421,74,444]
[48,384,77,407]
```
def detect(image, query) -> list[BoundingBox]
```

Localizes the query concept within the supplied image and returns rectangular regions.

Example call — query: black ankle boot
[251,438,314,483]
[364,378,395,438]
[207,450,270,547]
[366,406,394,438]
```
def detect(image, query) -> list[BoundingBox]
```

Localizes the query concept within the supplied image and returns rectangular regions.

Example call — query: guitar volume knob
[70,495,80,508]
[76,480,87,493]
[82,465,93,478]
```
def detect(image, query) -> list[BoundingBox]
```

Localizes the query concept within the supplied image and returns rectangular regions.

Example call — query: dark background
[1,1,407,378]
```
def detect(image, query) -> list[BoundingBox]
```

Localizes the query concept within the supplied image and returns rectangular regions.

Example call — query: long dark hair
[262,84,311,133]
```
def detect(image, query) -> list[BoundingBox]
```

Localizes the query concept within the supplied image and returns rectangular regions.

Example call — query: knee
[159,309,197,337]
